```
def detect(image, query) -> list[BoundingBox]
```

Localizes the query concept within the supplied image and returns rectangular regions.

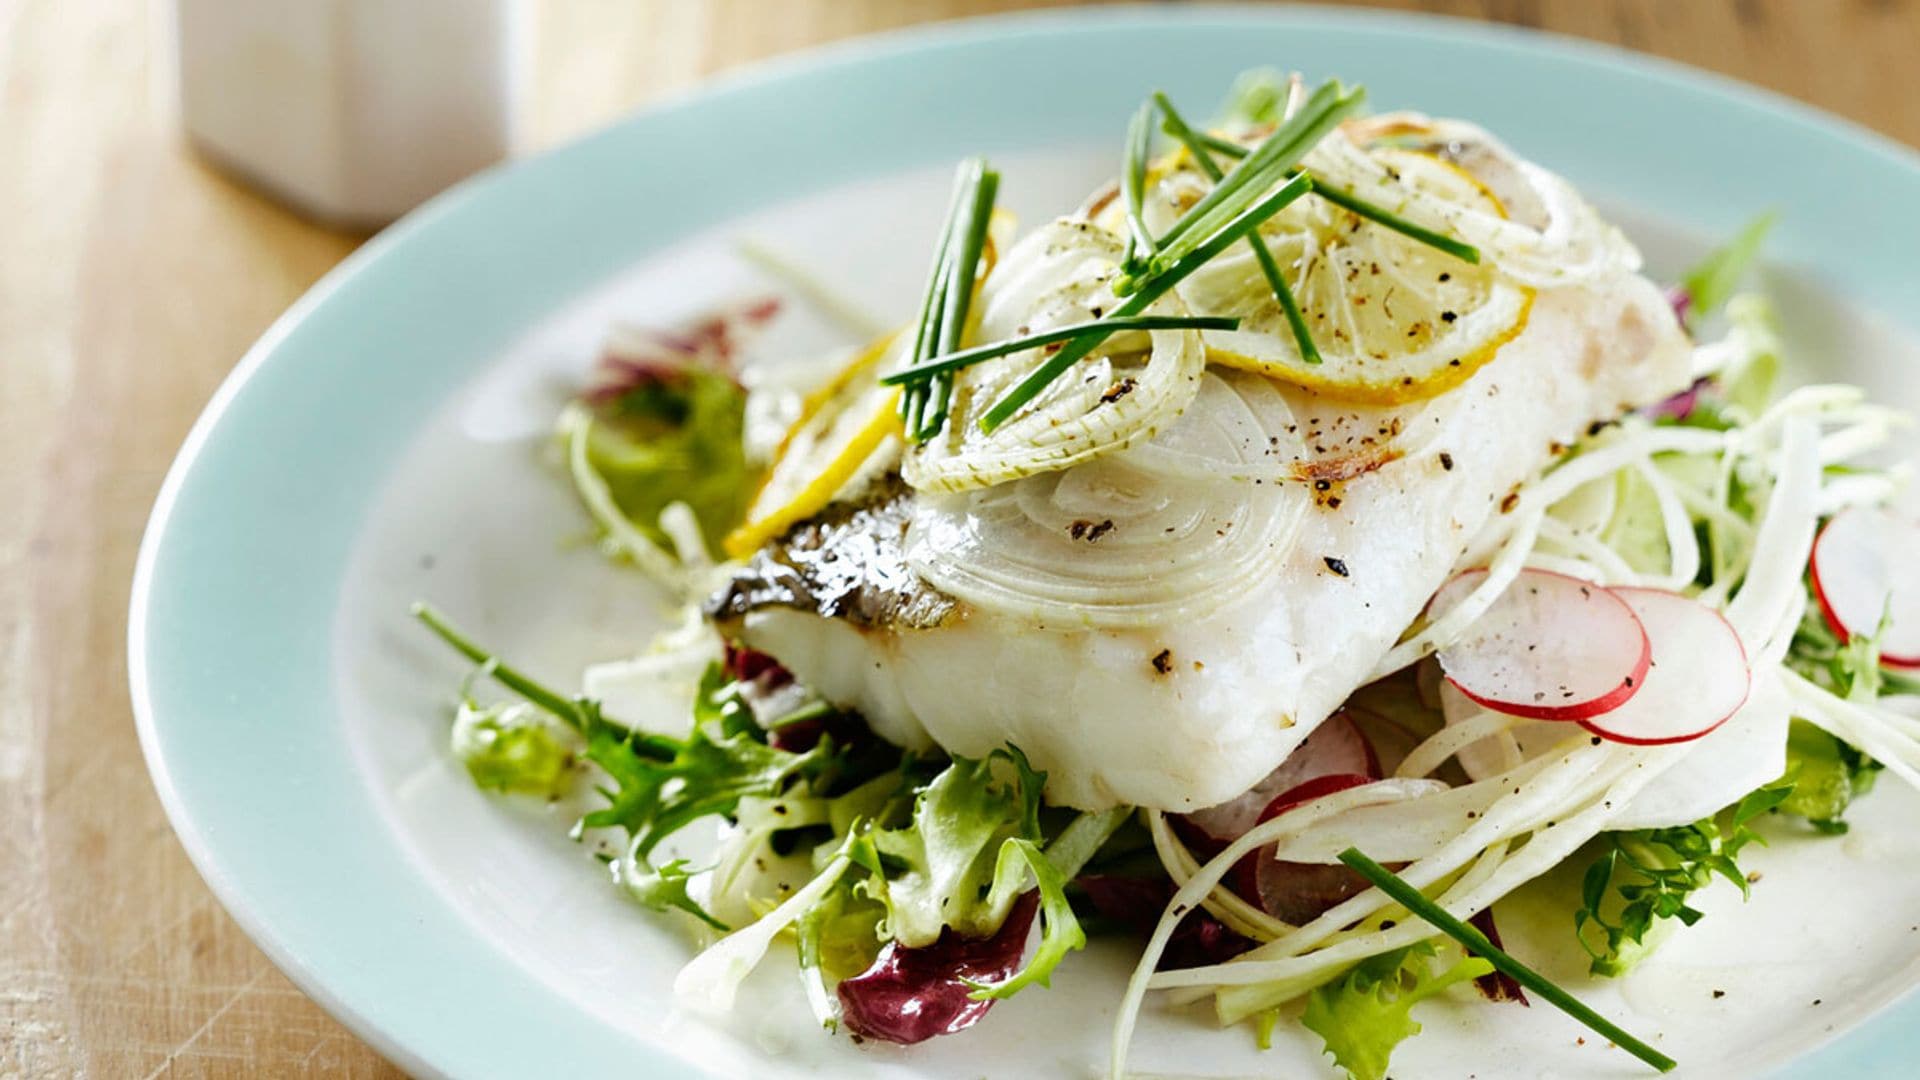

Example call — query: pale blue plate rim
[129,6,1920,1078]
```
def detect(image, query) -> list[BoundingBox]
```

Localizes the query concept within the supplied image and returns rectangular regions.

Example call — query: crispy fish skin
[709,274,1691,810]
[706,474,956,631]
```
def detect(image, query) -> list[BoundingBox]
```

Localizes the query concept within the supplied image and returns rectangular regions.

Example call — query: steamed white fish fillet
[709,271,1691,811]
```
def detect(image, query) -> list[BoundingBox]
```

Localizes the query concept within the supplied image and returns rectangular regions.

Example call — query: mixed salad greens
[412,71,1919,1078]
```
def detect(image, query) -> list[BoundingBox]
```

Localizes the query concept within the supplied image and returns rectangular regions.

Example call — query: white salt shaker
[172,0,521,227]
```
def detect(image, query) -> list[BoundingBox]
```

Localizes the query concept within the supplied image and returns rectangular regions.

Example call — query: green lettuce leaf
[794,868,889,1029]
[1301,942,1493,1080]
[1776,719,1881,833]
[1718,294,1782,419]
[578,668,830,858]
[850,746,1088,999]
[964,838,1085,1000]
[449,700,574,798]
[579,360,752,553]
[416,608,1096,1015]
[619,856,729,931]
[857,747,1044,946]
[1788,593,1920,702]
[1680,212,1775,325]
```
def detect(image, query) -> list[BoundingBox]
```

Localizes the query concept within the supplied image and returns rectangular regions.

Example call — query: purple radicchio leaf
[837,892,1041,1044]
[1073,874,1255,971]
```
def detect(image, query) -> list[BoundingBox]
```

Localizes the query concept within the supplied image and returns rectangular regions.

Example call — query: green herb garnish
[1305,179,1481,264]
[1153,90,1320,365]
[1117,79,1364,294]
[922,160,1000,440]
[898,80,1376,435]
[903,160,999,438]
[1574,782,1790,977]
[1120,100,1159,263]
[1184,127,1256,161]
[1338,847,1677,1074]
[978,170,1313,431]
[1181,128,1481,265]
[880,315,1240,386]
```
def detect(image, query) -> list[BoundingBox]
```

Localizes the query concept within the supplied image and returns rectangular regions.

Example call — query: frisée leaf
[618,856,729,932]
[1301,942,1493,1080]
[1575,781,1791,977]
[571,303,773,553]
[855,746,1046,946]
[848,747,1088,1005]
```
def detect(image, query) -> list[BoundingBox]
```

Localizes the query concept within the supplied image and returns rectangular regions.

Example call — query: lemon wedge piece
[722,332,903,558]
[727,208,1023,545]
[1170,147,1533,404]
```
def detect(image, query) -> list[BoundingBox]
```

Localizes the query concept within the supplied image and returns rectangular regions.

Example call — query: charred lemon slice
[1166,146,1533,404]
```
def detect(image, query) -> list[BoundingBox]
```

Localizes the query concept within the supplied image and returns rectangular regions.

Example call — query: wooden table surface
[4,1,1915,1075]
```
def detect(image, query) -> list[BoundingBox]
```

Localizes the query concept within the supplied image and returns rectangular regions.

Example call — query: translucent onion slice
[1309,119,1640,288]
[901,218,1205,494]
[904,369,1309,629]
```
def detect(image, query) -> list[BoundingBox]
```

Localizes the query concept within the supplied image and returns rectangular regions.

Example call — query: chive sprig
[880,315,1241,387]
[902,159,999,441]
[1153,91,1320,366]
[888,77,1484,439]
[1182,128,1482,264]
[979,170,1313,431]
[1339,848,1677,1075]
[1121,100,1160,261]
[1115,80,1364,294]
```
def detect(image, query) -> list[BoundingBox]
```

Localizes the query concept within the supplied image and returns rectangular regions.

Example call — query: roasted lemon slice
[722,332,904,558]
[1165,146,1533,404]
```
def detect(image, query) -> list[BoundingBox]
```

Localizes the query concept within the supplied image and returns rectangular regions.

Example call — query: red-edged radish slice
[1438,681,1570,782]
[1608,670,1789,830]
[1431,568,1651,721]
[1812,506,1920,669]
[1579,587,1750,746]
[1181,712,1375,845]
[1243,773,1377,925]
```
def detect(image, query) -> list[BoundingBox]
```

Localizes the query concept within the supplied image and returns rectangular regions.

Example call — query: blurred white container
[173,0,520,227]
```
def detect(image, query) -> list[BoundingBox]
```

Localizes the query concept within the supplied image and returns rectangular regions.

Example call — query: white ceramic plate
[134,9,1920,1077]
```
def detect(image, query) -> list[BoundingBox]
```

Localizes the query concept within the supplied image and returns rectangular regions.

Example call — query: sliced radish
[1181,713,1375,844]
[1578,588,1750,746]
[1812,506,1920,669]
[1431,568,1651,721]
[1438,681,1569,782]
[1608,669,1789,830]
[1243,773,1376,925]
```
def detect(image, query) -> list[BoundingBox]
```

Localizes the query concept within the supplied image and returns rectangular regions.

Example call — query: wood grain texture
[2,1,1913,1076]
